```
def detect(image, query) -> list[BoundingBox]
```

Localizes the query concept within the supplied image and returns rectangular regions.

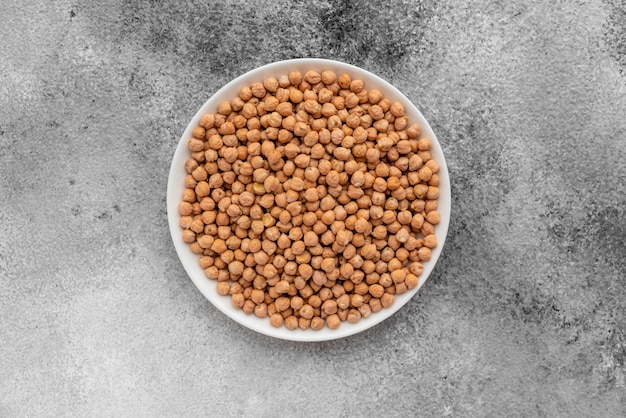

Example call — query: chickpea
[350,79,364,93]
[369,284,385,298]
[350,293,364,308]
[347,309,361,323]
[273,296,290,312]
[426,186,439,200]
[321,70,337,85]
[289,88,304,104]
[303,231,319,247]
[411,214,425,231]
[282,316,297,330]
[395,228,410,243]
[286,71,302,86]
[299,304,314,319]
[326,314,341,329]
[368,298,382,313]
[368,105,384,120]
[270,313,284,327]
[390,101,404,117]
[216,101,232,116]
[360,243,377,260]
[333,147,351,161]
[405,274,419,289]
[274,280,291,294]
[254,303,268,318]
[424,234,438,249]
[426,210,441,225]
[231,293,245,309]
[216,281,230,295]
[297,317,311,330]
[381,292,395,308]
[418,247,432,261]
[311,317,325,330]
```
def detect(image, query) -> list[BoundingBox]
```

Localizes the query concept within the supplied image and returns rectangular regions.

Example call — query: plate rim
[167,58,451,342]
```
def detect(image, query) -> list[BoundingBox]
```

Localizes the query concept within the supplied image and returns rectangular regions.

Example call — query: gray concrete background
[1,0,625,416]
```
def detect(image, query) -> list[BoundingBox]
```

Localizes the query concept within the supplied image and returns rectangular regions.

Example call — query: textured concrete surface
[1,0,625,416]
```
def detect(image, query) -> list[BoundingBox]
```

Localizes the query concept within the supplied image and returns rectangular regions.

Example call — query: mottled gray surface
[1,0,625,416]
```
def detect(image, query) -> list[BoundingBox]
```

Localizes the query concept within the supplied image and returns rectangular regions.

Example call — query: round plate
[167,58,450,341]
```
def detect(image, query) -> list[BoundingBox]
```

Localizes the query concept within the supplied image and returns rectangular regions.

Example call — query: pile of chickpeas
[179,69,440,331]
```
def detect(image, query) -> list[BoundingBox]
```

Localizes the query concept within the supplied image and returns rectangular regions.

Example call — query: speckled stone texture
[1,0,625,416]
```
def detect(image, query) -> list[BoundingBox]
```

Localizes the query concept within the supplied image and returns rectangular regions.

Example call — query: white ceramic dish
[167,58,450,342]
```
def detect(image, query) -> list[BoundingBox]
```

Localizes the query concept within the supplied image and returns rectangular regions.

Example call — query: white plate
[167,58,450,341]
